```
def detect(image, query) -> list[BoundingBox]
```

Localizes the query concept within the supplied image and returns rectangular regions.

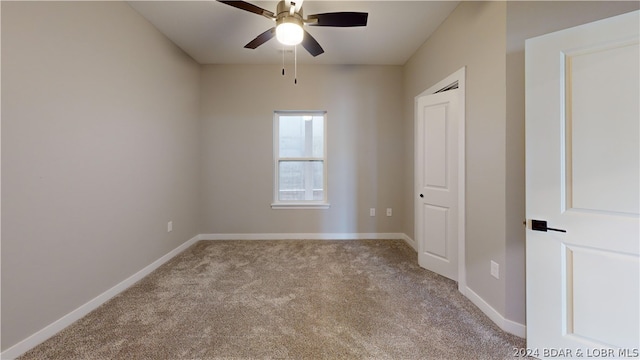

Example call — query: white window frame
[272,111,329,209]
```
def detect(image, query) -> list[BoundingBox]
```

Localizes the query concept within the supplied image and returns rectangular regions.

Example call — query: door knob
[531,219,566,233]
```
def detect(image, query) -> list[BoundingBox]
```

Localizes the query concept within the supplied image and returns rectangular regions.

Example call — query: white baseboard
[464,286,527,338]
[0,235,201,360]
[399,235,523,338]
[199,233,408,241]
[401,234,417,251]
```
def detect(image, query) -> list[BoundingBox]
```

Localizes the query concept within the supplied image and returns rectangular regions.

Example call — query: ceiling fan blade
[244,27,276,49]
[217,1,275,18]
[307,12,368,27]
[301,30,324,57]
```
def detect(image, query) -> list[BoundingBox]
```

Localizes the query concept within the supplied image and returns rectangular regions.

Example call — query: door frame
[415,66,466,293]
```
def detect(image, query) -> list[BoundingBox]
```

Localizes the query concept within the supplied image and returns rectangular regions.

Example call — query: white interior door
[526,11,639,358]
[415,89,460,281]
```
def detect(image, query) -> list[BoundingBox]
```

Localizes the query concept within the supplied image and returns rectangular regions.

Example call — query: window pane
[311,116,324,158]
[278,161,324,201]
[279,115,323,158]
[311,161,324,200]
[279,116,305,158]
[279,161,305,201]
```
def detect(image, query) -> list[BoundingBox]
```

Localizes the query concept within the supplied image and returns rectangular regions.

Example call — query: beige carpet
[18,240,525,359]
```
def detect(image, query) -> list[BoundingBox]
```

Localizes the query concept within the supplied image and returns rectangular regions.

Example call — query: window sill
[271,203,331,210]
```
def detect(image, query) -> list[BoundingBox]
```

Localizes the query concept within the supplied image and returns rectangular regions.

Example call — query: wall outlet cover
[490,260,499,279]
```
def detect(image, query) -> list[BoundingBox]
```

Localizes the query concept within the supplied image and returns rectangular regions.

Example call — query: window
[272,111,328,209]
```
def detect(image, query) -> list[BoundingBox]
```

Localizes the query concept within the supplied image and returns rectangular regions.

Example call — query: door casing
[415,67,466,293]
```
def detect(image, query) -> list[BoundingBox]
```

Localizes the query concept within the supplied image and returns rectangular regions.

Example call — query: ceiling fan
[217,0,368,57]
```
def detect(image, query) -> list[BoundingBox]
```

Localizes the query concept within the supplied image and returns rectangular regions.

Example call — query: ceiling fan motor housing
[276,1,303,26]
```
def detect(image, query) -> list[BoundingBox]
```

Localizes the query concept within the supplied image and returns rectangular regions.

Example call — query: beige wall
[199,65,404,234]
[403,0,509,317]
[1,1,201,350]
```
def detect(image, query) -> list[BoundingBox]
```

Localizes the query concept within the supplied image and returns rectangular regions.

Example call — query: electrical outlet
[369,208,376,217]
[490,260,499,279]
[167,221,173,233]
[386,208,392,216]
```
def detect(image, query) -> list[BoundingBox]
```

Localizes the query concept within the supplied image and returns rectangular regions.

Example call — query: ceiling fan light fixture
[276,18,303,46]
[217,0,367,57]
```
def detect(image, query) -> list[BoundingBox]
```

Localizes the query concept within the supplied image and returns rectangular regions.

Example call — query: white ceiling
[128,1,460,65]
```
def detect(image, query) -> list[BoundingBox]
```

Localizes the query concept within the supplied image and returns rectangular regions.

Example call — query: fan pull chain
[294,45,298,85]
[282,45,285,76]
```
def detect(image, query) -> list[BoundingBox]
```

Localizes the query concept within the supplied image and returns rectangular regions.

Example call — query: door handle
[531,219,566,233]
[419,194,424,198]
